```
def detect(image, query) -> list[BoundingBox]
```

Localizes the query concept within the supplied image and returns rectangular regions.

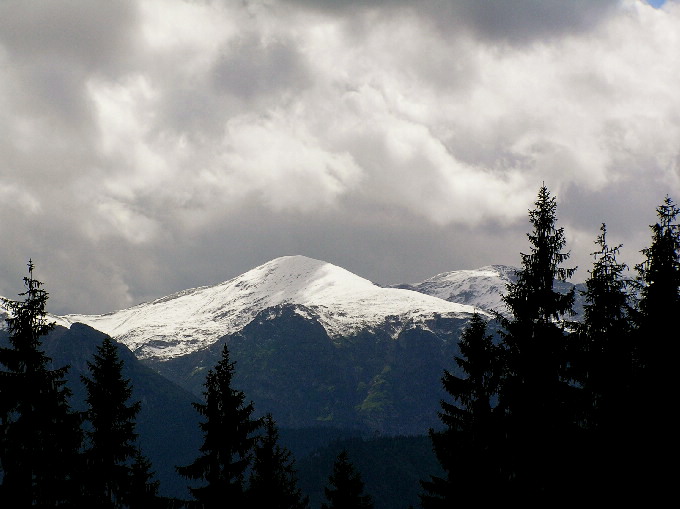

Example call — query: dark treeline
[1,184,678,507]
[422,185,679,506]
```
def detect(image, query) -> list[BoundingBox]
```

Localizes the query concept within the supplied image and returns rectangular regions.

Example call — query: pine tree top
[501,184,576,326]
[1,260,56,371]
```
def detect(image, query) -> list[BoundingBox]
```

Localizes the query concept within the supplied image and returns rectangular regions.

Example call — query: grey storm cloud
[286,0,620,42]
[0,0,137,125]
[0,1,135,66]
[1,0,679,315]
[212,35,311,99]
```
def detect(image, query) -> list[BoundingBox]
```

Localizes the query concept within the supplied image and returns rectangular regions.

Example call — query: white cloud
[1,0,680,313]
[78,0,680,226]
[215,113,364,212]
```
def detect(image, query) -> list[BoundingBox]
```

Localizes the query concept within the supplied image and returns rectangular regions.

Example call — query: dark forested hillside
[145,304,472,435]
[295,434,441,509]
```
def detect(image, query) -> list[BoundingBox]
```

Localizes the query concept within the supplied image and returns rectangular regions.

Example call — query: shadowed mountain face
[146,303,472,435]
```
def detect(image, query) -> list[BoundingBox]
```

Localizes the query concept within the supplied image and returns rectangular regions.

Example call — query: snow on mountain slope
[60,256,479,361]
[402,264,585,319]
[399,265,517,314]
[0,299,70,330]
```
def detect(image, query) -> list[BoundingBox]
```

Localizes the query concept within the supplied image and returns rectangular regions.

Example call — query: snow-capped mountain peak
[60,255,479,361]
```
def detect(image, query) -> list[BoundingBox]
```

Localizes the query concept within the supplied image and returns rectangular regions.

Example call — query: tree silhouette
[128,448,161,508]
[496,185,578,498]
[576,224,633,419]
[321,450,373,509]
[177,344,262,508]
[81,336,152,507]
[421,313,503,507]
[635,195,680,374]
[570,224,635,496]
[247,413,309,509]
[0,260,82,506]
[632,195,679,499]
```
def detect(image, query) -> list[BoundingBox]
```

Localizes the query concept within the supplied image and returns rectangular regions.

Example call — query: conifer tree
[496,185,577,498]
[128,448,161,509]
[421,313,503,507]
[177,344,262,508]
[321,450,373,509]
[0,260,82,507]
[246,414,309,509]
[575,225,634,422]
[632,195,679,496]
[81,336,150,508]
[635,196,680,376]
[572,224,634,495]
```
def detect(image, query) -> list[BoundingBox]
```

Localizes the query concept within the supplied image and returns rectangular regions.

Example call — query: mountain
[398,264,585,318]
[394,265,517,313]
[51,256,481,434]
[0,257,591,499]
[60,255,479,363]
[3,256,587,434]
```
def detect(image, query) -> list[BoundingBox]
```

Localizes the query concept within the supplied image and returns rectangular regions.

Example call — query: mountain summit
[61,256,478,362]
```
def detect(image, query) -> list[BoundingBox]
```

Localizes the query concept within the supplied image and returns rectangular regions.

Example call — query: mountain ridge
[394,264,517,313]
[1,256,585,434]
[57,255,483,362]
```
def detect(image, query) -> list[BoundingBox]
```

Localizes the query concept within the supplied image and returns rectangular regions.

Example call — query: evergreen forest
[1,185,678,507]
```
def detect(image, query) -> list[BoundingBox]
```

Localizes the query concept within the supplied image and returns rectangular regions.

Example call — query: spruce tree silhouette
[0,260,82,506]
[177,344,262,508]
[81,336,154,507]
[572,224,634,497]
[128,448,161,508]
[495,185,577,499]
[635,196,680,380]
[421,313,503,507]
[633,195,679,499]
[321,450,373,509]
[247,413,309,509]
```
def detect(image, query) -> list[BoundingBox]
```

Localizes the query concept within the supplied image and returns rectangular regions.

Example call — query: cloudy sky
[1,0,679,315]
